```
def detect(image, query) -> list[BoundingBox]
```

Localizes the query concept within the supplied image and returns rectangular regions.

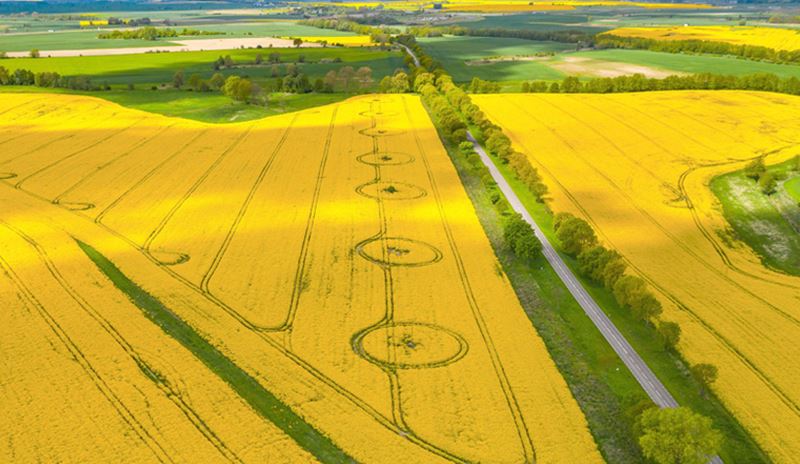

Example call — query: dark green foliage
[657,321,681,350]
[503,213,542,261]
[613,275,663,322]
[522,72,800,96]
[554,213,598,256]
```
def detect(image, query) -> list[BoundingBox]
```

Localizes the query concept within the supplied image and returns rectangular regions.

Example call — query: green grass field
[454,12,612,33]
[711,158,800,276]
[570,49,800,78]
[419,36,573,82]
[1,47,404,86]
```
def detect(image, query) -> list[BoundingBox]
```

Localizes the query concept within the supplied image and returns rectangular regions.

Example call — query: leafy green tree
[209,72,225,90]
[187,73,201,91]
[759,172,777,195]
[744,158,765,180]
[690,363,719,397]
[223,75,255,103]
[29,49,40,58]
[638,407,722,464]
[504,213,542,261]
[459,141,474,155]
[172,70,184,89]
[555,216,597,255]
[293,37,303,48]
[577,245,625,284]
[613,275,662,321]
[657,320,681,350]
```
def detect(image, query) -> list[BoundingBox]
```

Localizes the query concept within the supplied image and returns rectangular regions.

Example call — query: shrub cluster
[0,66,100,90]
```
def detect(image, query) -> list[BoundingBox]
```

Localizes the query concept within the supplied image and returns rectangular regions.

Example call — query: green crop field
[455,12,612,33]
[419,36,573,82]
[569,49,800,78]
[1,47,404,85]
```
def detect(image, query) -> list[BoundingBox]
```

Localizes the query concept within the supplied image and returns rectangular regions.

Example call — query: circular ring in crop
[356,181,427,200]
[356,152,414,166]
[149,250,190,266]
[357,237,443,267]
[358,127,404,137]
[358,110,398,118]
[0,172,17,180]
[59,202,95,211]
[352,322,468,369]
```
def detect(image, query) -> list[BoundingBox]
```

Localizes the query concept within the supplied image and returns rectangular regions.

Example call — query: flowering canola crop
[604,25,800,51]
[475,91,800,464]
[0,93,601,463]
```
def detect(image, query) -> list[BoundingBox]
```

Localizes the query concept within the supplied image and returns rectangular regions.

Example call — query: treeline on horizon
[98,27,224,40]
[598,33,800,65]
[517,72,800,95]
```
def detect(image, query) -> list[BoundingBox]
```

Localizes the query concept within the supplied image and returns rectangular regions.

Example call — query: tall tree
[690,364,719,397]
[638,407,722,464]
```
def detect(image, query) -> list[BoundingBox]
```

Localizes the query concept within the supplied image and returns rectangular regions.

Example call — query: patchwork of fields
[0,93,601,463]
[475,91,800,463]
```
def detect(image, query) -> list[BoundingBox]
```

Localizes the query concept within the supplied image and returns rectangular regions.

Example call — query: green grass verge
[0,86,351,123]
[479,136,770,464]
[710,158,800,276]
[75,239,354,463]
[1,47,404,86]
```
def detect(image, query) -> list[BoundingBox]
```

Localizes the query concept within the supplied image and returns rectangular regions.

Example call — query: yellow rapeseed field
[604,25,800,50]
[0,93,601,463]
[475,90,800,464]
